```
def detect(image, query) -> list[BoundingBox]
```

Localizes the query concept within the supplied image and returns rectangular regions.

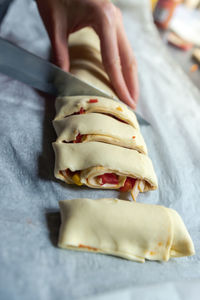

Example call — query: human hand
[36,0,139,108]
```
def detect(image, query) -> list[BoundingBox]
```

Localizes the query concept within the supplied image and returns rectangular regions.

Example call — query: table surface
[0,1,200,300]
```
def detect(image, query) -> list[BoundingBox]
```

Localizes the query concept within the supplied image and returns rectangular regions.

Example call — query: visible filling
[73,133,84,143]
[97,173,137,193]
[64,98,128,124]
[59,169,144,200]
[97,173,119,185]
[78,244,98,251]
[65,107,86,117]
[87,99,98,103]
[62,133,86,144]
[119,177,136,192]
[59,169,82,186]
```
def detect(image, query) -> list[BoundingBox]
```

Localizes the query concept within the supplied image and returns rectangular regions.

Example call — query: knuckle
[98,2,116,26]
[127,56,137,70]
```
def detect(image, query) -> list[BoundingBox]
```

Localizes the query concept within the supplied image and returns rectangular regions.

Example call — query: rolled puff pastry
[52,141,158,191]
[54,95,139,129]
[68,27,116,98]
[53,113,147,154]
[58,198,195,262]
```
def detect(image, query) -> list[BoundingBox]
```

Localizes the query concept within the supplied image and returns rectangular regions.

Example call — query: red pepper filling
[66,107,85,117]
[79,107,85,114]
[73,133,83,143]
[78,244,98,251]
[59,169,76,177]
[88,99,98,103]
[98,173,119,185]
[119,177,136,192]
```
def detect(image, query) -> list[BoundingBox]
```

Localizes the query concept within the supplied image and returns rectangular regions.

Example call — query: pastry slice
[58,198,195,262]
[52,141,157,200]
[53,113,147,154]
[54,96,139,129]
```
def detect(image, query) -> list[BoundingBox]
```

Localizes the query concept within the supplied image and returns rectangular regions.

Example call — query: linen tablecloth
[0,0,200,299]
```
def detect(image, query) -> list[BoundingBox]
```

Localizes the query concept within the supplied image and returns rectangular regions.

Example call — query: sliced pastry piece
[52,141,157,200]
[54,96,139,129]
[58,198,195,262]
[53,113,147,154]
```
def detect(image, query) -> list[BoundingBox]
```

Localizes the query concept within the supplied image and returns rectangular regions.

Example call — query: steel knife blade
[0,37,149,126]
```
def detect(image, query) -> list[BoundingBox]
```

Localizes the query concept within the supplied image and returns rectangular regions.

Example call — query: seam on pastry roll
[53,113,147,154]
[58,198,195,262]
[52,141,158,197]
[54,96,139,129]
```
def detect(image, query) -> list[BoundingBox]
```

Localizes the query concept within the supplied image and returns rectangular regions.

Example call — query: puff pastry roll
[53,113,147,154]
[54,95,139,129]
[68,27,117,98]
[58,198,195,262]
[53,141,157,199]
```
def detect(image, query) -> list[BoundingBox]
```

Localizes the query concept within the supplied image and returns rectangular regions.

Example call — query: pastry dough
[53,113,147,153]
[55,95,139,129]
[52,141,158,192]
[68,27,116,98]
[52,27,158,199]
[58,198,195,262]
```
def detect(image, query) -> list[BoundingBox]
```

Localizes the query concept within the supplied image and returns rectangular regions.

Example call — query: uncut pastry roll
[52,141,158,200]
[68,27,117,98]
[58,198,195,262]
[53,112,147,154]
[54,96,139,129]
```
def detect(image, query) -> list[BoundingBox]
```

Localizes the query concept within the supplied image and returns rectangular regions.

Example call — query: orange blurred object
[154,0,182,29]
[190,64,199,72]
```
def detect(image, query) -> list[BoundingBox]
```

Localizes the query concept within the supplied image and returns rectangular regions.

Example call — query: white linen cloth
[0,0,200,299]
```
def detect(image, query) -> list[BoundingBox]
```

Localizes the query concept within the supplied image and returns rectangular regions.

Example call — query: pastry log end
[170,209,195,258]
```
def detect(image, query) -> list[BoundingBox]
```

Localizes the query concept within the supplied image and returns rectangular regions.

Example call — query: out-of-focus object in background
[192,48,200,63]
[167,32,193,51]
[169,5,200,45]
[167,32,193,50]
[190,64,199,72]
[153,0,182,29]
[183,0,200,8]
[151,0,159,10]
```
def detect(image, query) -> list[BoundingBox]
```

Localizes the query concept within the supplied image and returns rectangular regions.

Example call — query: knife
[0,37,149,126]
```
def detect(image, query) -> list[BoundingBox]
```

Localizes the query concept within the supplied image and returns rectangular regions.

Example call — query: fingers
[36,0,70,71]
[50,29,70,72]
[36,0,139,108]
[116,9,139,104]
[94,3,136,109]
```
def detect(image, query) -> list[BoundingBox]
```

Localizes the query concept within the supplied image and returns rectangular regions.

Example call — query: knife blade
[0,37,149,126]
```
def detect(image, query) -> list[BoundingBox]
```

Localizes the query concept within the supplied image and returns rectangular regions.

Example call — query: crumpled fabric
[0,0,200,299]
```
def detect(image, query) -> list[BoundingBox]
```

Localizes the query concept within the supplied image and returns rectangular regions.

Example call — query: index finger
[94,5,136,109]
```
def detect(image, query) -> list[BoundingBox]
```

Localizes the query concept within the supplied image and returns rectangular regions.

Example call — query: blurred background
[152,0,200,88]
[1,0,200,88]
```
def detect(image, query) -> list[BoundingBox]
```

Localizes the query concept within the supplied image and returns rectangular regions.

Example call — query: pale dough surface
[68,27,117,98]
[58,198,195,262]
[53,141,158,189]
[55,95,139,129]
[53,113,147,153]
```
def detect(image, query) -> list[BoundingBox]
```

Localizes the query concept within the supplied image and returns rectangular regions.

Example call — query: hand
[36,0,139,108]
